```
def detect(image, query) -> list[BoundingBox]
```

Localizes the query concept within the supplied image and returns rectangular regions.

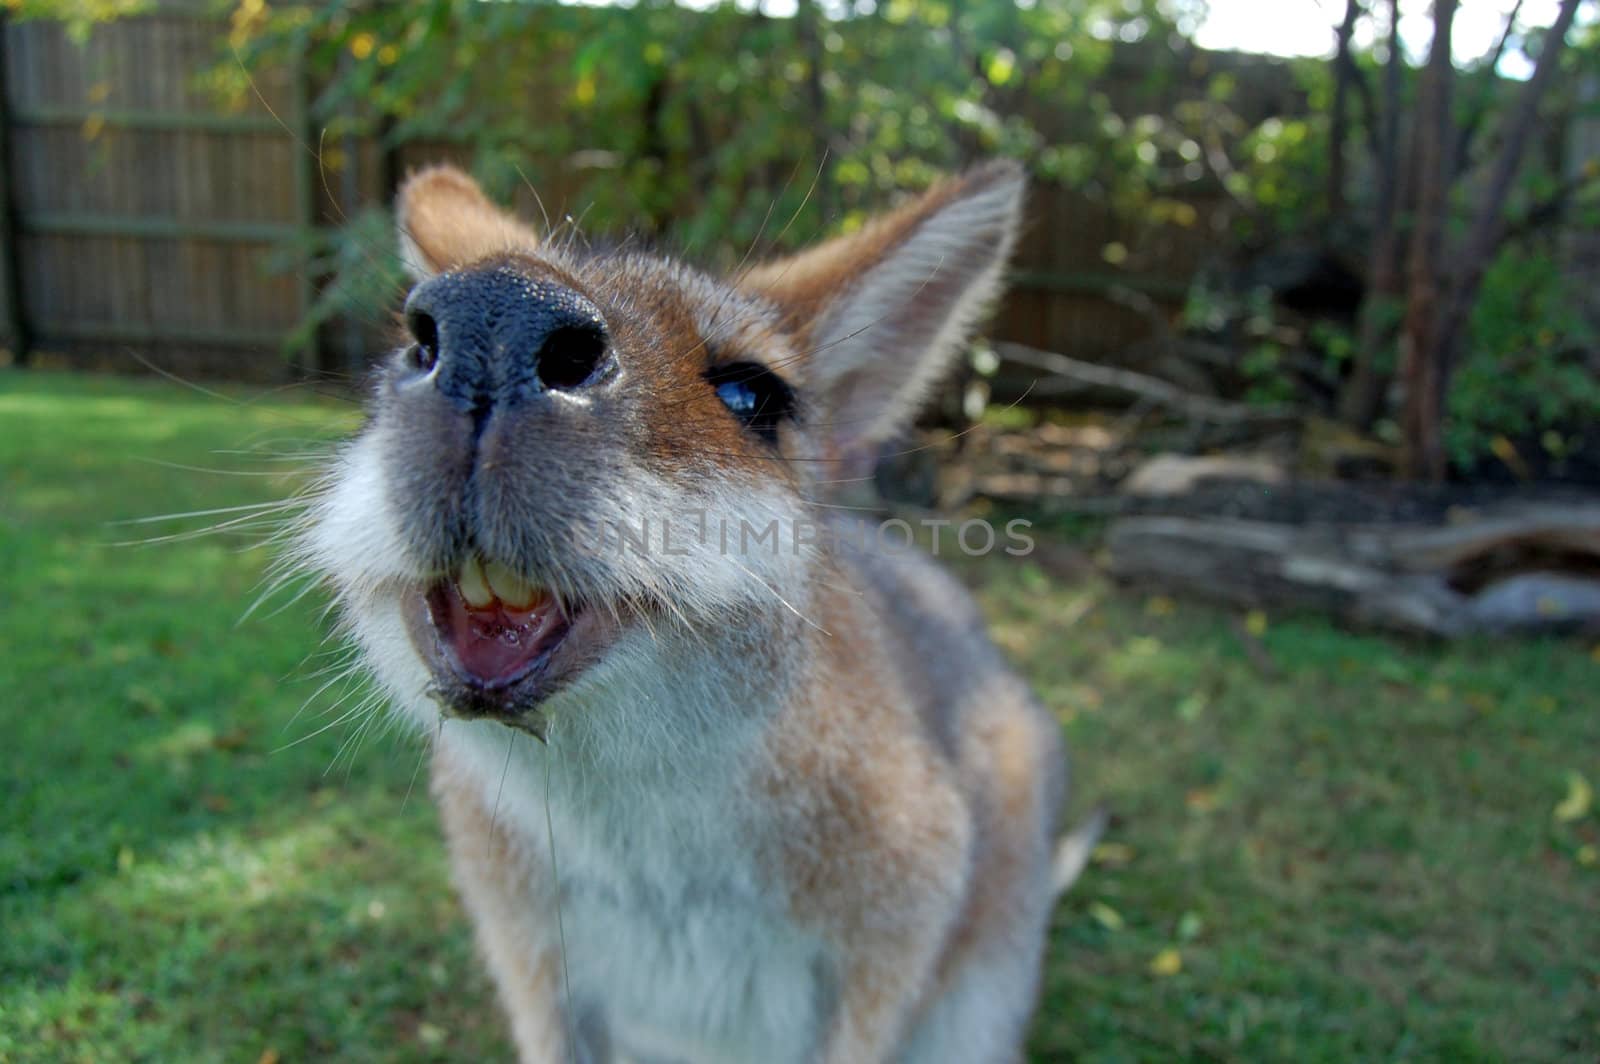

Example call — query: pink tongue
[437,586,567,684]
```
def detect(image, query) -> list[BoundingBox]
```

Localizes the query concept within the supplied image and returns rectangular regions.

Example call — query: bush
[1448,247,1600,476]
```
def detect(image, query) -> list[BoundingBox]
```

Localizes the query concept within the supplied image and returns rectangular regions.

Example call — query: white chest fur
[439,708,828,1064]
[558,845,826,1064]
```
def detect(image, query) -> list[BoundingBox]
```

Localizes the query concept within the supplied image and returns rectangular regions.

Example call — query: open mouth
[431,556,571,684]
[409,555,610,733]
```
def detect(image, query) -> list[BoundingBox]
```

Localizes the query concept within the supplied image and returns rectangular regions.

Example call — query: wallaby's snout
[402,263,616,419]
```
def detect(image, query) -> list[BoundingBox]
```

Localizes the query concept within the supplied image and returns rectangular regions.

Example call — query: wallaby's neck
[435,577,834,818]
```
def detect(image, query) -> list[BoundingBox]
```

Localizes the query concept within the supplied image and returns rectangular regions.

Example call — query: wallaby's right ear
[738,161,1024,461]
[395,165,542,281]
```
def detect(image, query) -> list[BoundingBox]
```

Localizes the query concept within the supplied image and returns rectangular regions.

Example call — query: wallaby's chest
[542,785,829,1064]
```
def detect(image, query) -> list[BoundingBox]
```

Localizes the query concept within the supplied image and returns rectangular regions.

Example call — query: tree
[1398,0,1585,480]
[1339,0,1404,431]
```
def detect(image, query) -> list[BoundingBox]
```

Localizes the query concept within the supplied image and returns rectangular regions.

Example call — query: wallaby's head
[301,162,1023,741]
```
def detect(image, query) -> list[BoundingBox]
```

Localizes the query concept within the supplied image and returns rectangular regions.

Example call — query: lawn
[1,370,1596,1063]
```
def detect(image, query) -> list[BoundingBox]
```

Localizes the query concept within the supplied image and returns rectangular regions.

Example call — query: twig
[996,341,1296,425]
[1228,613,1281,678]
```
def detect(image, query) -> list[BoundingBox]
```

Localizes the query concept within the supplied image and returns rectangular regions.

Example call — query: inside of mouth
[426,577,570,687]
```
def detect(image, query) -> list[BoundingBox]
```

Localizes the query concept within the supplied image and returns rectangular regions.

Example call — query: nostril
[408,310,439,373]
[535,324,610,391]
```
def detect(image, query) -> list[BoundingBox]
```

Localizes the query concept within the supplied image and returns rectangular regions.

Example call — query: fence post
[290,51,321,378]
[0,12,31,367]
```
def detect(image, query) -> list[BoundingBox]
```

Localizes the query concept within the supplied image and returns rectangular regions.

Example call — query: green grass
[2,370,1596,1062]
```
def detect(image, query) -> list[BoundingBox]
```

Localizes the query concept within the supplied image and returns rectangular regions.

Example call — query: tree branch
[995,342,1296,425]
[1498,165,1600,248]
[1438,0,1583,354]
[1455,0,1525,169]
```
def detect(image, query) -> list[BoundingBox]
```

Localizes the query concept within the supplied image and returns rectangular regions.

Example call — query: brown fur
[740,162,1019,340]
[397,166,545,276]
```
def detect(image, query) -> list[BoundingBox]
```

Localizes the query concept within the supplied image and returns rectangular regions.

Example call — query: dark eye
[705,362,795,445]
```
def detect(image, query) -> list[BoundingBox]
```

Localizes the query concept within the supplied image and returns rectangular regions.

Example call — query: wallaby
[295,160,1100,1063]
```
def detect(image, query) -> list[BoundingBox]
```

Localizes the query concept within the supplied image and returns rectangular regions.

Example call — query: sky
[1193,0,1597,77]
[712,0,1597,79]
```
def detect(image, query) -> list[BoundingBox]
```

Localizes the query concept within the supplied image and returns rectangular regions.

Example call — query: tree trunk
[1399,0,1459,481]
[1340,0,1404,429]
[1327,0,1363,225]
[793,0,831,218]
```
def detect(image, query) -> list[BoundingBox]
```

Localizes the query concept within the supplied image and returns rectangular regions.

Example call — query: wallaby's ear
[741,160,1024,455]
[395,165,542,281]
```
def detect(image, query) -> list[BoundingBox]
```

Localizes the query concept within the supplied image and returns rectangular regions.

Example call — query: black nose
[403,266,614,415]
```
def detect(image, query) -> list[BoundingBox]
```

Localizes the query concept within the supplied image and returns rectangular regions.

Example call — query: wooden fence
[0,9,319,377]
[0,7,1237,382]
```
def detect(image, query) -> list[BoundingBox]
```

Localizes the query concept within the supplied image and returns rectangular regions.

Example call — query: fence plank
[289,53,319,375]
[22,212,298,242]
[0,13,29,365]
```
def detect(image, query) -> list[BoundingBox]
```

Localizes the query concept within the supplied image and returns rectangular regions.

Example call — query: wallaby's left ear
[395,164,543,281]
[740,160,1025,454]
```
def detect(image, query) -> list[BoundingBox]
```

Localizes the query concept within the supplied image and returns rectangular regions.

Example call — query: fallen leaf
[1535,596,1564,618]
[1490,435,1531,479]
[1149,948,1182,976]
[1176,692,1208,722]
[1177,911,1203,942]
[1088,901,1125,931]
[1091,842,1135,867]
[1554,772,1592,823]
[212,727,252,751]
[257,1051,279,1064]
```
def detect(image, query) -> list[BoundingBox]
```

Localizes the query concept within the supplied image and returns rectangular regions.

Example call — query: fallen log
[1106,505,1600,637]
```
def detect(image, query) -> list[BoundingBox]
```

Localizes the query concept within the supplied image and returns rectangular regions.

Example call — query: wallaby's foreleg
[433,761,575,1064]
